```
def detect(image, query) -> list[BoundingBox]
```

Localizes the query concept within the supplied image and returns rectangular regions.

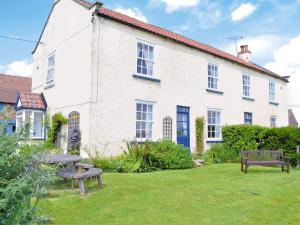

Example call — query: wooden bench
[241,150,290,174]
[58,166,103,195]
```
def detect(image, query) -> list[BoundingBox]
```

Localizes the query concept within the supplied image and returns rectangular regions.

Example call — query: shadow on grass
[243,166,286,174]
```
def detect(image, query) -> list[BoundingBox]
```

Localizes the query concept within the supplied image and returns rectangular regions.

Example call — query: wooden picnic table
[42,154,82,165]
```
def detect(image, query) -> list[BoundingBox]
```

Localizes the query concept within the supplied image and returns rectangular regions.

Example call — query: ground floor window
[136,102,153,139]
[270,116,276,128]
[16,110,45,139]
[244,112,252,125]
[207,109,221,140]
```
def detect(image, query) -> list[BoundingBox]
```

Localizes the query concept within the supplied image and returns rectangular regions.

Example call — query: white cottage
[30,0,289,157]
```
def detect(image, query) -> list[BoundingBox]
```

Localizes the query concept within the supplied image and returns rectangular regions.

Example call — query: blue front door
[177,106,190,148]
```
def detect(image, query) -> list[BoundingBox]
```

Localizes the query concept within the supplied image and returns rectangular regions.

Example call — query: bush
[222,125,267,154]
[150,141,195,170]
[0,123,55,225]
[90,155,124,173]
[222,125,300,165]
[195,117,205,156]
[205,144,239,164]
[91,140,195,173]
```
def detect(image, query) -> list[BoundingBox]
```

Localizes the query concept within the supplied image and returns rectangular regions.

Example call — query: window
[47,53,55,83]
[16,110,44,139]
[33,112,43,138]
[208,64,218,90]
[269,81,275,102]
[137,42,154,76]
[270,116,276,128]
[244,112,252,125]
[243,74,250,97]
[136,102,153,139]
[207,110,221,140]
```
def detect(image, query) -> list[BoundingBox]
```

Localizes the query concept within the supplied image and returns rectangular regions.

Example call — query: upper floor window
[270,116,276,128]
[243,74,250,97]
[269,81,275,102]
[137,42,154,76]
[136,102,153,139]
[46,53,55,83]
[207,109,221,140]
[208,64,218,90]
[244,112,252,125]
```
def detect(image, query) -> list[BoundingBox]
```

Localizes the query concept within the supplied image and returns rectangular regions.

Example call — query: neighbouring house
[0,74,32,134]
[288,109,299,127]
[29,0,289,157]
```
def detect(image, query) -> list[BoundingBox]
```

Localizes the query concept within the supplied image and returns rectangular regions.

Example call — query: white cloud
[231,3,257,22]
[222,35,284,62]
[115,7,149,23]
[0,60,32,77]
[265,35,300,122]
[193,4,222,29]
[151,0,199,13]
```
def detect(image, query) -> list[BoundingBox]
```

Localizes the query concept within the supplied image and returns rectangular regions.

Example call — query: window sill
[133,74,161,83]
[242,96,255,101]
[32,137,44,140]
[206,140,224,143]
[44,82,55,89]
[269,101,279,106]
[206,89,224,95]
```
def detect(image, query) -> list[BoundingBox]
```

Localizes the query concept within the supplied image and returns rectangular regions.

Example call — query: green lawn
[39,164,300,225]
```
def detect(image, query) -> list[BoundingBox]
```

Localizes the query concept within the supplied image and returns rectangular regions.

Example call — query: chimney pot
[238,45,252,62]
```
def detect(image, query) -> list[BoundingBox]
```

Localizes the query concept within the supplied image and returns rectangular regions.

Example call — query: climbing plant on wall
[196,117,205,156]
[45,112,68,148]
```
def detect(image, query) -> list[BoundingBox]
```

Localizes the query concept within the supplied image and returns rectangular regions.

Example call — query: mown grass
[39,164,300,225]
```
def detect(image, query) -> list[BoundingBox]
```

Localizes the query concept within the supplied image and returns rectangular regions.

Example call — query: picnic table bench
[241,150,290,174]
[42,154,102,195]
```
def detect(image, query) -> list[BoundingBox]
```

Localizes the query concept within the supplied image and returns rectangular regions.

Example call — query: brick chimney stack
[238,45,252,62]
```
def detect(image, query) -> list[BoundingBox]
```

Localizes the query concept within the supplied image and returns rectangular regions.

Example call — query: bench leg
[78,178,86,195]
[281,165,284,172]
[241,163,244,172]
[245,165,248,174]
[97,175,103,190]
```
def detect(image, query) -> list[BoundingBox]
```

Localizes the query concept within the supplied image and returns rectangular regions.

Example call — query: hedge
[222,125,300,165]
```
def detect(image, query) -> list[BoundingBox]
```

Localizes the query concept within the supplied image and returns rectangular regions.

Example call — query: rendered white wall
[88,17,288,156]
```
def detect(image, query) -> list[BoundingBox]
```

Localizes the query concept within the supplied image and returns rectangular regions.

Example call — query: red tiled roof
[0,74,32,104]
[97,7,287,82]
[18,93,47,110]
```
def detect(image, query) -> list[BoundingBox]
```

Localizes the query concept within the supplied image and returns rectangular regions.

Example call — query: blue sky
[0,0,299,118]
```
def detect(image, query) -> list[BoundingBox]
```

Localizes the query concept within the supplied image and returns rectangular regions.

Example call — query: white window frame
[244,112,253,125]
[15,110,45,139]
[242,74,251,97]
[269,81,276,102]
[207,109,222,141]
[136,101,153,141]
[46,52,55,84]
[136,41,154,77]
[208,63,219,90]
[270,116,277,128]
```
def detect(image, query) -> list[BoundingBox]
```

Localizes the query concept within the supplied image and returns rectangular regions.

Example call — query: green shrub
[222,125,267,155]
[90,155,124,173]
[90,140,195,173]
[205,144,239,163]
[150,141,195,170]
[222,125,300,165]
[0,123,55,225]
[261,127,300,165]
[195,117,205,156]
